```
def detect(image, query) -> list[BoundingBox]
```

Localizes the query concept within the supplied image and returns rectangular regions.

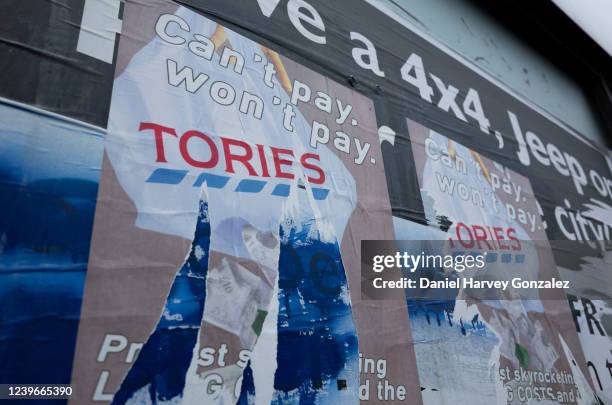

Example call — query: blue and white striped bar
[146,168,329,200]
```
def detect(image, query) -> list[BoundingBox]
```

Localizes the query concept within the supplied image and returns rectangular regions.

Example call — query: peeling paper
[68,1,414,404]
[400,119,598,404]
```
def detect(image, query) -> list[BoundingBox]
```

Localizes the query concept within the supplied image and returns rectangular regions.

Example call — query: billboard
[0,0,610,404]
[393,119,597,404]
[69,2,419,403]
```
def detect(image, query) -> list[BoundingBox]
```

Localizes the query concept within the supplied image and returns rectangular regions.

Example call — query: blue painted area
[271,183,291,197]
[403,240,498,397]
[407,298,498,397]
[193,172,230,188]
[0,100,340,405]
[237,361,256,404]
[0,102,104,404]
[112,200,211,404]
[273,220,358,404]
[408,299,488,336]
[402,241,483,334]
[311,188,329,201]
[146,168,189,184]
[235,179,267,193]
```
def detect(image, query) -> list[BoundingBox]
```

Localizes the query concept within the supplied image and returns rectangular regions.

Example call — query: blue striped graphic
[312,188,329,200]
[145,169,330,200]
[193,173,230,188]
[272,183,291,197]
[235,179,266,193]
[146,168,188,184]
[448,251,524,264]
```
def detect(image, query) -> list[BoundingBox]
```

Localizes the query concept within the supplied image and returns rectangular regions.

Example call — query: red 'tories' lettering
[257,144,270,178]
[179,130,218,168]
[492,227,508,250]
[472,225,494,250]
[222,138,258,176]
[271,147,294,180]
[139,122,177,163]
[507,228,521,251]
[450,222,522,251]
[301,153,325,185]
[139,122,326,185]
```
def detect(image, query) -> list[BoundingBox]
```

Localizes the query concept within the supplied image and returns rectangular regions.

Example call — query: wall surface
[375,0,608,146]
